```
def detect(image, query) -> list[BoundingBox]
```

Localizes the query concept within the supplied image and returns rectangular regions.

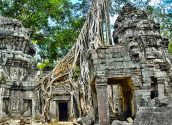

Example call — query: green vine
[72,65,81,81]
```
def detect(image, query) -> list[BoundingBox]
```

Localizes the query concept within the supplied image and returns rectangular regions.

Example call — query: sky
[149,0,160,5]
[71,0,78,3]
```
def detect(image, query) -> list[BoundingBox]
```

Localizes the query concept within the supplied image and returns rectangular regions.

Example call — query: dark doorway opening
[122,87,132,118]
[151,91,157,99]
[3,98,9,114]
[150,77,158,99]
[58,102,68,121]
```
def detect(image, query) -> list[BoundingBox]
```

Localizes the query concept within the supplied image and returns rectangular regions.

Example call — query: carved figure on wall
[10,68,18,83]
[10,90,23,114]
[0,16,38,117]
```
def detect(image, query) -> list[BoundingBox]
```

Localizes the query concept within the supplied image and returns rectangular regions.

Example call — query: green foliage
[168,39,172,53]
[37,63,47,70]
[72,65,81,81]
[146,5,154,15]
[110,0,150,15]
[148,1,172,53]
[0,0,84,64]
[151,1,172,39]
[37,59,50,70]
[3,0,171,65]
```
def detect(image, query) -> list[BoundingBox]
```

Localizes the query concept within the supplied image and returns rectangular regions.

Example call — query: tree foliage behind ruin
[0,0,85,65]
[0,0,172,63]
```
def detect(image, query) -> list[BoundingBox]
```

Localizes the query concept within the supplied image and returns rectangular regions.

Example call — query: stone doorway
[58,102,68,121]
[108,77,135,120]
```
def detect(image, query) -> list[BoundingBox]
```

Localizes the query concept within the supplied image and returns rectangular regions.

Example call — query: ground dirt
[0,118,78,125]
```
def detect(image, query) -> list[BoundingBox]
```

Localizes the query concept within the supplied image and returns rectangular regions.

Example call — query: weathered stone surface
[111,120,133,125]
[96,78,110,125]
[89,3,172,125]
[134,107,172,125]
[77,113,95,125]
[0,16,39,118]
[1,3,171,125]
[126,117,133,123]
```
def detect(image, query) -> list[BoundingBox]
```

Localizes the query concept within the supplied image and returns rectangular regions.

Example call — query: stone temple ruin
[90,4,172,124]
[0,3,172,125]
[0,17,38,117]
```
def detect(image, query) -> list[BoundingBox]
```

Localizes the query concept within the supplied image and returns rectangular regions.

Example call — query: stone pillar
[32,99,36,116]
[96,78,109,125]
[50,101,56,118]
[157,78,165,98]
[118,85,123,117]
[56,102,59,121]
[0,88,4,117]
[9,90,22,117]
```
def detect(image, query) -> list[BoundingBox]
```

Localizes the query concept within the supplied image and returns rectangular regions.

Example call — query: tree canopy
[0,0,85,65]
[0,0,172,64]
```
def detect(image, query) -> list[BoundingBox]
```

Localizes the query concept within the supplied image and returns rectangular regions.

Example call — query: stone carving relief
[0,16,37,117]
[112,4,172,111]
[10,90,23,114]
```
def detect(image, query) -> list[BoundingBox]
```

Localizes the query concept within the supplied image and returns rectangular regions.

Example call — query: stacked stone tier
[0,50,33,68]
[0,16,30,40]
[0,16,34,54]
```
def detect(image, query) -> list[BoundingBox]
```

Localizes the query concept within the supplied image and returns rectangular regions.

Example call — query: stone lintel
[157,78,165,83]
[96,78,108,87]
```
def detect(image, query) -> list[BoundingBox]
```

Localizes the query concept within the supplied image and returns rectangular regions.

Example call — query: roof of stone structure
[112,4,167,48]
[0,16,31,40]
[0,16,35,66]
[0,16,22,25]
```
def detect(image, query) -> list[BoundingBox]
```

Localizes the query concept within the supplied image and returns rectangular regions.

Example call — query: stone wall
[134,107,172,125]
[0,16,39,118]
[89,4,172,125]
[112,3,172,106]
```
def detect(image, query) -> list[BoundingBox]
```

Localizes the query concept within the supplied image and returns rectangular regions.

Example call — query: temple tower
[0,16,38,117]
[89,4,172,124]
